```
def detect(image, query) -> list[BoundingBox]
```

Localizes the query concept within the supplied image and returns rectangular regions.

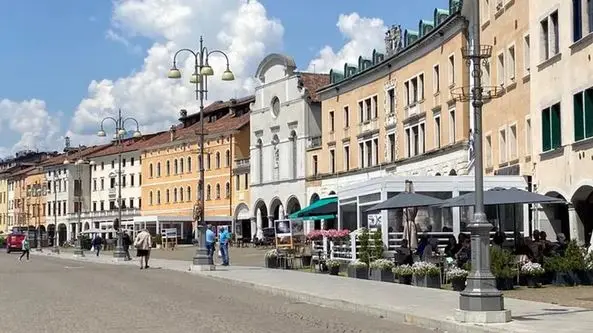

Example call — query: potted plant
[584,251,593,285]
[370,259,395,282]
[520,262,545,288]
[490,246,516,290]
[412,262,441,288]
[544,255,572,286]
[326,259,341,276]
[347,260,369,279]
[447,267,468,291]
[358,228,371,266]
[264,249,278,268]
[565,240,586,285]
[393,264,413,285]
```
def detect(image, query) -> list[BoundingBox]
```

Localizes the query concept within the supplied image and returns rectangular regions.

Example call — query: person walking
[122,231,132,261]
[19,236,30,261]
[134,229,152,269]
[205,225,215,265]
[92,235,103,257]
[219,226,230,266]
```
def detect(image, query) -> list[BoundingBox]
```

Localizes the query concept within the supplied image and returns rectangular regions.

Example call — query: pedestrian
[205,225,215,265]
[122,231,132,261]
[19,236,30,261]
[219,226,230,266]
[92,235,103,256]
[134,229,152,269]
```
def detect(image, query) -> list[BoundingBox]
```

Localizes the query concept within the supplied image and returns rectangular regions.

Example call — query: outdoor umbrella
[438,187,566,208]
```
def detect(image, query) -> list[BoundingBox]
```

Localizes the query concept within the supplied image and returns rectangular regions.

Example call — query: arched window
[206,184,211,200]
[156,163,161,177]
[149,191,153,205]
[174,159,178,174]
[166,160,171,176]
[187,157,192,172]
[157,190,161,204]
[215,152,221,169]
[187,186,191,201]
[166,189,170,203]
[290,130,297,179]
[225,150,231,167]
[206,153,211,170]
[225,182,230,198]
[180,159,184,173]
[149,163,154,178]
[215,184,221,199]
[173,188,178,202]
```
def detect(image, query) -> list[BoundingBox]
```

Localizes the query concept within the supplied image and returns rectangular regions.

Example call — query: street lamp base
[191,247,215,271]
[113,246,127,259]
[73,249,85,257]
[455,309,511,324]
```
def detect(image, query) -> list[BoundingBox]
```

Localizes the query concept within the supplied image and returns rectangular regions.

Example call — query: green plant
[393,264,413,277]
[412,262,440,277]
[348,259,368,269]
[564,240,586,271]
[371,229,384,261]
[490,246,516,279]
[358,228,370,266]
[544,255,569,272]
[370,258,394,271]
[326,259,341,268]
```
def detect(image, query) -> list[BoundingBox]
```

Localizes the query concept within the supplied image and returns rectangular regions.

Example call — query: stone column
[568,204,585,245]
[250,217,257,240]
[268,216,274,229]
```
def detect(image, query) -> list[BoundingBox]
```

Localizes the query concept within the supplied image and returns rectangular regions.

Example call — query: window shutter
[574,92,585,141]
[542,108,551,151]
[551,103,562,149]
[585,88,593,138]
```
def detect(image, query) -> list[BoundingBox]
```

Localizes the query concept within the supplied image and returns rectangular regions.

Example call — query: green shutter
[574,92,585,141]
[542,108,551,151]
[551,103,562,149]
[585,88,593,138]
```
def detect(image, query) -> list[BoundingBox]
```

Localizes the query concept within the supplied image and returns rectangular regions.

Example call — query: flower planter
[412,275,425,287]
[495,277,514,290]
[347,266,369,279]
[265,256,278,269]
[371,269,394,282]
[398,275,412,285]
[329,265,340,276]
[526,276,542,288]
[451,278,466,291]
[424,275,441,289]
[553,272,574,286]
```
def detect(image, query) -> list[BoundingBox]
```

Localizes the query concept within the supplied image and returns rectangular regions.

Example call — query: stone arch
[255,53,297,83]
[328,191,336,196]
[448,169,457,176]
[435,172,442,176]
[84,222,90,231]
[285,196,302,215]
[310,193,320,205]
[57,223,68,246]
[253,199,268,219]
[234,202,250,220]
[47,224,56,247]
[570,183,593,245]
[542,191,570,241]
[269,197,284,221]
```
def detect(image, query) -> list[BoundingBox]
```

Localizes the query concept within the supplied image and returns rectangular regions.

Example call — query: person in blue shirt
[219,226,231,266]
[205,225,215,265]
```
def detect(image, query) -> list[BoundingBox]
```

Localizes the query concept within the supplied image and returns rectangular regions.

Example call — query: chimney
[169,125,176,142]
[229,98,237,116]
[404,179,413,193]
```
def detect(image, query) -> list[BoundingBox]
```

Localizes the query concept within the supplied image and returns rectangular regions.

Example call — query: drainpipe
[229,134,234,239]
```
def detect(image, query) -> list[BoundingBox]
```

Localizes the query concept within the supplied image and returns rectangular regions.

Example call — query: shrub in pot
[326,259,341,276]
[490,246,516,290]
[584,251,593,285]
[370,259,395,282]
[447,267,469,291]
[565,241,586,285]
[264,249,278,269]
[393,264,413,285]
[520,262,545,288]
[347,260,369,279]
[412,262,441,288]
[544,255,572,286]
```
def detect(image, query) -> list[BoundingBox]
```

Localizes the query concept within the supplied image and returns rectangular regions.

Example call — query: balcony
[357,118,378,136]
[307,136,322,149]
[385,113,396,129]
[405,103,424,119]
[68,208,141,220]
[233,158,250,174]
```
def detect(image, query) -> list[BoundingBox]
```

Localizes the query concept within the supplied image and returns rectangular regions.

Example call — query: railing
[357,118,378,135]
[387,231,525,252]
[235,158,250,168]
[307,136,322,149]
[67,208,141,220]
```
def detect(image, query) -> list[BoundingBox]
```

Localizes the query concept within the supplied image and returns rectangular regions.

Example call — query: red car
[6,233,25,253]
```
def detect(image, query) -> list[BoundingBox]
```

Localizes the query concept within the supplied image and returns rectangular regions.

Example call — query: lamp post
[97,109,142,259]
[63,150,95,257]
[451,0,509,322]
[167,36,235,268]
[50,171,60,254]
[34,184,44,251]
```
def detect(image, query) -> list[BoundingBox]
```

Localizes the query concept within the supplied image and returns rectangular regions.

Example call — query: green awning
[289,197,338,220]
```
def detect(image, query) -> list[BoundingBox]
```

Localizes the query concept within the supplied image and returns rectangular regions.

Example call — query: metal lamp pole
[35,185,43,251]
[167,36,235,268]
[97,109,142,259]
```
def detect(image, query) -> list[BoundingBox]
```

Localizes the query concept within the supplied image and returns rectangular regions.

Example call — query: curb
[194,273,515,333]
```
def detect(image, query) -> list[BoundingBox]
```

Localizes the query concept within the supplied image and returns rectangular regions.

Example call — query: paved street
[0,253,434,333]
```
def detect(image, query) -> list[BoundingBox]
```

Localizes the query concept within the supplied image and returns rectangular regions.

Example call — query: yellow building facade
[24,169,47,229]
[140,96,253,233]
[0,172,8,234]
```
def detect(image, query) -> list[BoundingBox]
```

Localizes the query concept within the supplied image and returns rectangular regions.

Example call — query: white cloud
[307,13,386,73]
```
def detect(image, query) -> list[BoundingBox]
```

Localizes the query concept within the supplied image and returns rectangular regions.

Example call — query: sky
[0,0,449,158]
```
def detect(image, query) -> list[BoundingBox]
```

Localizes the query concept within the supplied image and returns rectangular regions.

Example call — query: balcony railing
[357,118,378,135]
[67,208,141,220]
[385,113,396,128]
[307,136,322,149]
[235,158,250,168]
[405,102,424,119]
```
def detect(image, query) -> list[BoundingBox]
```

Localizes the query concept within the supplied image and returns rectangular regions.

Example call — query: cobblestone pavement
[0,252,435,333]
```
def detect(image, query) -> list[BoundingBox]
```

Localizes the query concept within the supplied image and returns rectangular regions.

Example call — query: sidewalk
[35,251,592,333]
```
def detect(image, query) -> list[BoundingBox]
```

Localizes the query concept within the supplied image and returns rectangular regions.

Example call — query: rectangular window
[358,142,364,168]
[329,149,335,174]
[358,101,364,123]
[372,95,378,118]
[449,109,456,143]
[509,124,518,160]
[574,0,583,41]
[388,89,395,113]
[366,141,372,167]
[344,106,350,127]
[405,128,412,157]
[235,175,240,191]
[448,55,455,86]
[508,45,516,81]
[373,138,379,165]
[486,135,493,167]
[312,155,318,176]
[542,103,562,151]
[405,81,411,106]
[525,118,532,156]
[589,0,593,33]
[244,174,248,190]
[573,88,593,141]
[497,52,505,85]
[411,77,418,103]
[388,133,396,161]
[344,145,350,171]
[523,35,530,74]
[418,74,425,100]
[129,198,134,209]
[130,174,135,187]
[433,65,440,93]
[329,111,335,132]
[434,116,441,148]
[365,98,372,121]
[499,128,507,163]
[540,17,550,61]
[93,202,97,212]
[550,11,559,55]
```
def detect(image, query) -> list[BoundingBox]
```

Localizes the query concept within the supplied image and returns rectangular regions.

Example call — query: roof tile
[298,72,330,102]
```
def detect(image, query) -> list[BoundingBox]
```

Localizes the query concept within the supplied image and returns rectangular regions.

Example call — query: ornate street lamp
[167,36,234,269]
[97,109,142,259]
